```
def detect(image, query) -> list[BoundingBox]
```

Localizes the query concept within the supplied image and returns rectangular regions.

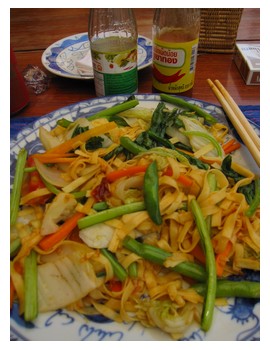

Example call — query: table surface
[10,8,260,118]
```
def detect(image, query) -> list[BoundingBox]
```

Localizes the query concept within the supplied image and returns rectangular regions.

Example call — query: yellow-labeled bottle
[152,8,200,93]
[89,8,138,97]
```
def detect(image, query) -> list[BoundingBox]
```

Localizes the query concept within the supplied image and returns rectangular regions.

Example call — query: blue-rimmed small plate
[41,33,152,80]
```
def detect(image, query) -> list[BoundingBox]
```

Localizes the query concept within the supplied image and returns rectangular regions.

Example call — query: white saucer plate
[41,34,152,80]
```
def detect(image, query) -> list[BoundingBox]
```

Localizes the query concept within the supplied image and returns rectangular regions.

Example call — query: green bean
[24,250,38,321]
[171,260,207,281]
[143,161,162,225]
[78,201,145,229]
[87,99,139,121]
[10,148,28,225]
[101,248,128,281]
[24,166,37,173]
[160,94,218,125]
[120,136,147,155]
[128,262,138,278]
[193,280,260,299]
[72,191,87,199]
[123,236,206,282]
[57,99,139,127]
[245,178,260,217]
[190,198,217,332]
[123,236,171,264]
[10,237,21,258]
[92,201,109,211]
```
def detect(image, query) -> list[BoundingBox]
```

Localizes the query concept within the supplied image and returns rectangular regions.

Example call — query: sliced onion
[39,126,61,150]
[34,158,70,188]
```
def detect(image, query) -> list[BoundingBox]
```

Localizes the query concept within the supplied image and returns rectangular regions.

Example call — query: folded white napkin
[75,50,93,76]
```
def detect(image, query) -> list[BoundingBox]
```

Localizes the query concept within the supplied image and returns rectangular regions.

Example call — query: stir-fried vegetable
[86,97,139,121]
[10,96,260,340]
[24,250,38,321]
[39,211,85,251]
[10,148,28,225]
[100,248,128,282]
[123,236,207,282]
[143,161,162,225]
[190,199,217,332]
[160,93,218,125]
[37,252,99,312]
[193,280,260,298]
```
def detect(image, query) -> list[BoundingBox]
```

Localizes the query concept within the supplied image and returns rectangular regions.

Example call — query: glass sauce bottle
[152,8,200,94]
[88,8,138,97]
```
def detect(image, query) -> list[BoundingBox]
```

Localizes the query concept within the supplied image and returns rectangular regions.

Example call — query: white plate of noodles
[10,94,260,341]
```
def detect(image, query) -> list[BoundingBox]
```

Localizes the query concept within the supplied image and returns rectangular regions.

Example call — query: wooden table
[10,8,260,118]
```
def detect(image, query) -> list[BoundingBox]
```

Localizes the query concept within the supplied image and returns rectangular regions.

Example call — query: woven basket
[199,8,243,53]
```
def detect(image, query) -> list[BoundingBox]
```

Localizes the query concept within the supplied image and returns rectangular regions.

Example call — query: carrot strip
[45,122,117,155]
[215,241,233,277]
[177,174,193,187]
[222,139,235,151]
[38,211,85,251]
[106,165,148,182]
[224,142,241,154]
[222,139,241,154]
[163,168,193,187]
[191,243,206,264]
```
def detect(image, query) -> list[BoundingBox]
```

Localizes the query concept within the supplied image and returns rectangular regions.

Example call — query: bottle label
[152,38,199,93]
[91,48,138,96]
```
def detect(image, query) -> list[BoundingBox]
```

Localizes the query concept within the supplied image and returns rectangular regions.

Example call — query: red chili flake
[107,278,123,292]
[91,177,111,201]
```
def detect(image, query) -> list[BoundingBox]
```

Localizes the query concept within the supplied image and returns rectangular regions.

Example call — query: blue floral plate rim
[41,33,152,80]
[10,94,260,341]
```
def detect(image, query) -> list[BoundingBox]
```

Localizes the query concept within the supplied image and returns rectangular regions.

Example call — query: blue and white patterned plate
[41,34,152,80]
[10,94,260,341]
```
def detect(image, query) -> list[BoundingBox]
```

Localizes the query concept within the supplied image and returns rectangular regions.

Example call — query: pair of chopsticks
[207,79,260,167]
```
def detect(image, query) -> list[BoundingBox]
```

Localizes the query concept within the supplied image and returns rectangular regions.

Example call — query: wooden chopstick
[207,79,260,167]
[214,80,260,150]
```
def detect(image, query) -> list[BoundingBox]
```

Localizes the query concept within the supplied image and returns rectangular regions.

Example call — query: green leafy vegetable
[221,155,258,206]
[86,98,139,121]
[101,248,128,281]
[123,236,206,282]
[10,148,28,225]
[245,178,260,217]
[10,237,21,258]
[143,161,162,225]
[24,250,38,321]
[193,280,260,299]
[190,198,217,332]
[78,201,146,229]
[160,93,218,125]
